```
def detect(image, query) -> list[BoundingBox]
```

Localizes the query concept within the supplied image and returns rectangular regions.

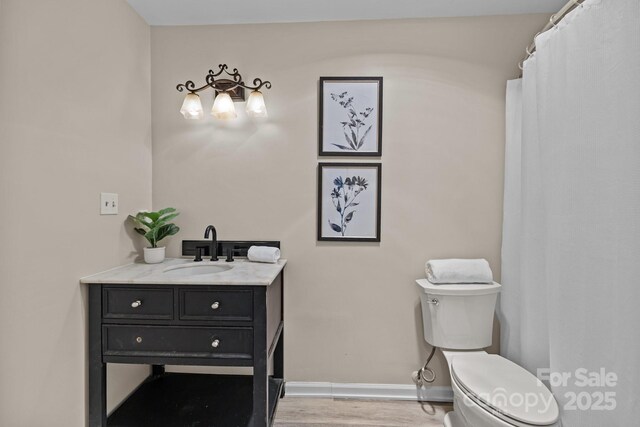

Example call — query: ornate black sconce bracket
[176,64,272,101]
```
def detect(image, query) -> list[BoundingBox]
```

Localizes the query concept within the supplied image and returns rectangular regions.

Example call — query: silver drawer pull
[426,298,439,306]
[131,300,142,308]
[211,302,220,310]
[136,337,143,343]
[211,339,220,348]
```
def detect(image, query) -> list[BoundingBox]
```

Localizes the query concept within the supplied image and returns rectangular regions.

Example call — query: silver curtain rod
[519,0,587,70]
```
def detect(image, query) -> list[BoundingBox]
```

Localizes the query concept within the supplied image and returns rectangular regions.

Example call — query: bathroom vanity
[81,255,286,427]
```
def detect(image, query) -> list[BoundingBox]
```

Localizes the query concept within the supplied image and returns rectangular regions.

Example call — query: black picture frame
[317,162,382,242]
[319,77,383,157]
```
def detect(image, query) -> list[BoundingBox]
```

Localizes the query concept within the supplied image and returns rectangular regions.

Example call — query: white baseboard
[285,381,453,403]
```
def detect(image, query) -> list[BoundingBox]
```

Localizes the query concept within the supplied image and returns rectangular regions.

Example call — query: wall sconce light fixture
[176,64,271,120]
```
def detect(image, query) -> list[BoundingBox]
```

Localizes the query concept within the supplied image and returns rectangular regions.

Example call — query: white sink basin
[162,263,233,278]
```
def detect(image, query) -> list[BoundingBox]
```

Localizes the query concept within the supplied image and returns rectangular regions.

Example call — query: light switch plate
[100,193,118,215]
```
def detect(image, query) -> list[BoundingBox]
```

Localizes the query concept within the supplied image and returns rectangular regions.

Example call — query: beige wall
[151,16,544,387]
[0,9,545,424]
[0,0,152,425]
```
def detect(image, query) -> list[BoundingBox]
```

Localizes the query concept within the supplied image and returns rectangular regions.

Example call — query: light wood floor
[273,398,452,426]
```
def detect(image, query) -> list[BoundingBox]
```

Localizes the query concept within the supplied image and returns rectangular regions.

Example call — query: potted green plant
[129,208,180,264]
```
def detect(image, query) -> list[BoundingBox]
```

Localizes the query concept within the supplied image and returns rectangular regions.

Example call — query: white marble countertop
[80,258,287,286]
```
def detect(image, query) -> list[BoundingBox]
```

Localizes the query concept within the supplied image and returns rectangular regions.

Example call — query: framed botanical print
[319,77,383,157]
[317,163,382,242]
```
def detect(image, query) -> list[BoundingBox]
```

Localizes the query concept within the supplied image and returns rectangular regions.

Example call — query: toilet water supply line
[412,346,438,386]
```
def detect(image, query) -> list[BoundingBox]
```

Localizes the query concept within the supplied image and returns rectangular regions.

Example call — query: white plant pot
[144,247,165,264]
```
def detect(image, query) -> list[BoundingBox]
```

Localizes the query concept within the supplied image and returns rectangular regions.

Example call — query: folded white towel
[425,259,493,284]
[247,246,281,264]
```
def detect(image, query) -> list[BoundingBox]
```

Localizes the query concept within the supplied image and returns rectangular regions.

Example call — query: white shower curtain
[500,0,640,425]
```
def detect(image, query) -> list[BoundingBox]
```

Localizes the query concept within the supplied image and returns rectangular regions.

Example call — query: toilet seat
[451,354,559,426]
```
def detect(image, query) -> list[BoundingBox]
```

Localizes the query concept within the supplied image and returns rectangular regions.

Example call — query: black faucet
[204,225,218,261]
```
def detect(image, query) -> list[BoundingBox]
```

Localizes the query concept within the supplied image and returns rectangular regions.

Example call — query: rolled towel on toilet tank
[247,246,281,264]
[425,259,493,284]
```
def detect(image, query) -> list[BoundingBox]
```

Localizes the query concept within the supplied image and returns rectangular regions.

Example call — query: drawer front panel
[103,325,253,359]
[103,287,173,320]
[180,289,253,321]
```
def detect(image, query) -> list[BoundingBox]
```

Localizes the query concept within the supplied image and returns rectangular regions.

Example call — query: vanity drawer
[103,325,253,359]
[103,287,173,320]
[179,289,253,321]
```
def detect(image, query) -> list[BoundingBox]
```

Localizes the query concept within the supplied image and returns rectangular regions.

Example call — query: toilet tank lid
[452,354,559,426]
[415,279,501,296]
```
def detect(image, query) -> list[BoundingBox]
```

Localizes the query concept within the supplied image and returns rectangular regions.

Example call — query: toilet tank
[416,279,501,350]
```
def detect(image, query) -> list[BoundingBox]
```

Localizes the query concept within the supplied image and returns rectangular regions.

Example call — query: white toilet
[416,279,559,427]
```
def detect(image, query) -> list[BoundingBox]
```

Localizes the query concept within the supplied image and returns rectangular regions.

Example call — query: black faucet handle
[226,247,243,262]
[225,246,235,262]
[194,246,207,262]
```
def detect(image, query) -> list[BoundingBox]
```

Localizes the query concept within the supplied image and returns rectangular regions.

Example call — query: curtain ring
[526,46,534,57]
[518,61,524,71]
[550,14,558,29]
[569,0,583,10]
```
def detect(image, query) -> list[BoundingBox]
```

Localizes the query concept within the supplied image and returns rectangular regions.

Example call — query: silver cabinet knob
[131,300,142,308]
[211,339,220,348]
[211,302,220,310]
[136,337,143,343]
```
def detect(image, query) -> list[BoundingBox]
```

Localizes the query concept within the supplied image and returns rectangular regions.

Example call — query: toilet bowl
[444,351,559,427]
[416,279,559,427]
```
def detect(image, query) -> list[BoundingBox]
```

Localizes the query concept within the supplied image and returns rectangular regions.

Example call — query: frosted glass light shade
[211,92,237,120]
[246,90,268,118]
[179,93,204,119]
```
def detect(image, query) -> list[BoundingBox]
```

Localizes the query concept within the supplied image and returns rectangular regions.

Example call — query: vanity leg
[152,365,165,376]
[274,275,284,384]
[274,329,284,397]
[88,286,107,427]
[253,288,269,427]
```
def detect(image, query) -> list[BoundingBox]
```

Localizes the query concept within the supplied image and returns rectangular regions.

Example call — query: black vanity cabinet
[87,273,284,427]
